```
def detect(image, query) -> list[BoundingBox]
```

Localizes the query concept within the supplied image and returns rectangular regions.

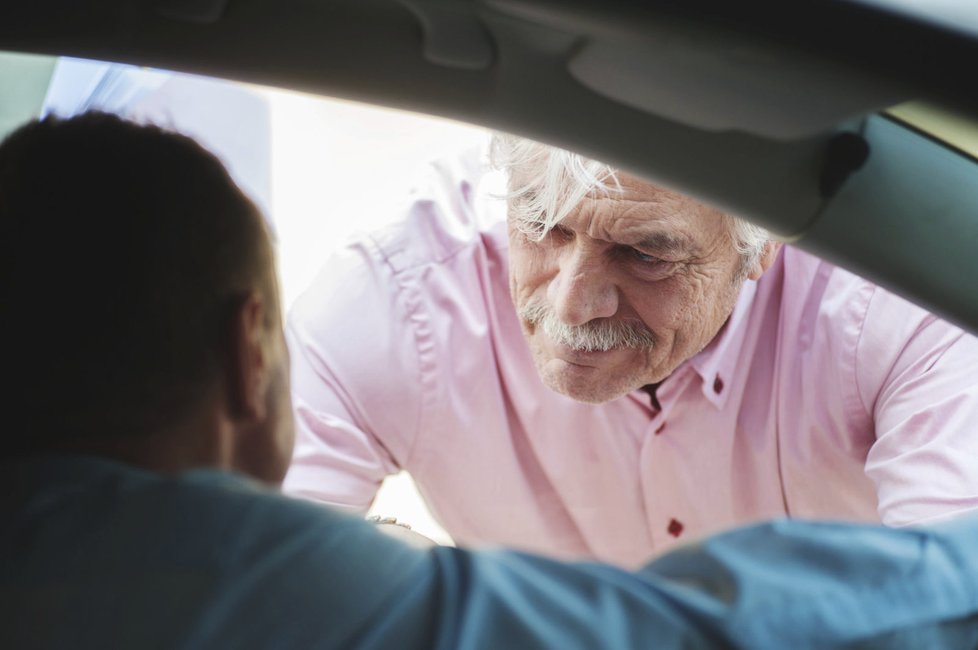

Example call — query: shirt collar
[686,278,759,410]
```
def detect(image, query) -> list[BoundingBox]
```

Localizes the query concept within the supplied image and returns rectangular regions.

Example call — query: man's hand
[368,516,438,549]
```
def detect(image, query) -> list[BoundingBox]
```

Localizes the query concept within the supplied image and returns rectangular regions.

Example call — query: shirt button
[654,422,667,435]
[667,518,684,538]
[713,375,724,394]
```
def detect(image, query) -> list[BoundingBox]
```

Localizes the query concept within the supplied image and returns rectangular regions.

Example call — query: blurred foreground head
[1,113,293,482]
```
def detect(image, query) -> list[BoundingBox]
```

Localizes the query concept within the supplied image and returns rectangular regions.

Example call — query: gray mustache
[519,301,656,352]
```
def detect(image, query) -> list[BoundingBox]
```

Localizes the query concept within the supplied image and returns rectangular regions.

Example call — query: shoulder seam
[365,233,439,468]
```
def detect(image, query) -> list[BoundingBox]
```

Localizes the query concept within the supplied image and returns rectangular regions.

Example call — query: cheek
[508,238,555,301]
[270,369,296,482]
[669,271,742,344]
[626,280,687,331]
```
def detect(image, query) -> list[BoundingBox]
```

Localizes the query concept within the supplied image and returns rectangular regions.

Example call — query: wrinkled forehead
[565,172,731,246]
[503,145,733,251]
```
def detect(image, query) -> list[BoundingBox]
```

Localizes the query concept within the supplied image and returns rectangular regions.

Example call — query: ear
[747,241,783,281]
[226,291,271,422]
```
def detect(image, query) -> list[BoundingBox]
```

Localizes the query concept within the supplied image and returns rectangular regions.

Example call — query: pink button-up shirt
[285,155,978,567]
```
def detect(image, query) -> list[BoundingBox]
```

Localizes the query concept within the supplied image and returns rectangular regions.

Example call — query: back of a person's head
[1,112,273,451]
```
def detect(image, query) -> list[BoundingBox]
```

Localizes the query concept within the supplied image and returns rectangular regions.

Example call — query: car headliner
[2,0,978,333]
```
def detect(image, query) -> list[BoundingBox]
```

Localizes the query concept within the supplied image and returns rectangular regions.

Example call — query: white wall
[266,87,489,311]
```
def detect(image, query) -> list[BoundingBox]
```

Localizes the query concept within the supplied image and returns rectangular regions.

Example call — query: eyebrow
[632,232,697,257]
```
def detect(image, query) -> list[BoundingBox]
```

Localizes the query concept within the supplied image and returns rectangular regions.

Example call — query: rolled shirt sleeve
[259,507,978,649]
[420,517,978,649]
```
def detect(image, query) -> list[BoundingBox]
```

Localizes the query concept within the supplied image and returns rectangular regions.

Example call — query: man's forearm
[422,517,978,648]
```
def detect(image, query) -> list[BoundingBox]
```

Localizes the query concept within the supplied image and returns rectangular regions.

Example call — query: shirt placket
[638,365,699,552]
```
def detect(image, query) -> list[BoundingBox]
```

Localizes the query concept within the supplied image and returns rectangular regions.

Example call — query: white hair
[490,134,769,271]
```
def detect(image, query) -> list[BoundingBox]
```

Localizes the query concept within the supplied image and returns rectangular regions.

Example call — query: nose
[548,244,619,326]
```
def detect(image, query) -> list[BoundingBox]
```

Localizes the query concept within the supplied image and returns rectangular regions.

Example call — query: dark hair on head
[1,112,274,449]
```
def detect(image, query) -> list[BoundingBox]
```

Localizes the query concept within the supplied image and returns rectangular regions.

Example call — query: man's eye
[629,248,661,264]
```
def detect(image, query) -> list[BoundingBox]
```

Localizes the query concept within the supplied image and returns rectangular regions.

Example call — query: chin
[540,368,633,404]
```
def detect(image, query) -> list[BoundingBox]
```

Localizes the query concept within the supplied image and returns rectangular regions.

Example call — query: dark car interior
[2,0,978,335]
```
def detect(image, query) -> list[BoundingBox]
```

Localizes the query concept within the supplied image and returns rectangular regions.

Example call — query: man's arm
[858,290,978,526]
[426,517,978,648]
[284,155,496,513]
[221,496,978,649]
[284,242,425,510]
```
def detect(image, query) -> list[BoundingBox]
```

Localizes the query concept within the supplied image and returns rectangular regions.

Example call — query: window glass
[887,100,978,160]
[848,0,978,37]
[13,52,978,556]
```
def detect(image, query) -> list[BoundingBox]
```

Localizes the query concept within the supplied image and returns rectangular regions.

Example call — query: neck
[25,411,233,476]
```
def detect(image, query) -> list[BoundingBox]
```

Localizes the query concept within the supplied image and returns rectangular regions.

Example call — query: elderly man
[285,135,978,565]
[10,113,978,649]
